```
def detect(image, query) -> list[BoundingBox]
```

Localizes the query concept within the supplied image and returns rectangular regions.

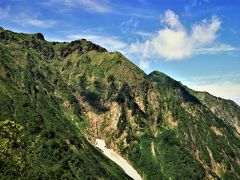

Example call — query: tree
[0,119,41,178]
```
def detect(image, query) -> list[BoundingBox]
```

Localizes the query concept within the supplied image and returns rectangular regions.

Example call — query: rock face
[0,27,239,179]
[60,39,107,57]
[35,33,45,41]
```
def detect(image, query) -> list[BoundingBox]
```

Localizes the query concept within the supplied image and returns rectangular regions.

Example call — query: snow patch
[95,139,142,180]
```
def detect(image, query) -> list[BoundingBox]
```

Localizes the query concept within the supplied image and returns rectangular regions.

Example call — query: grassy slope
[188,88,240,134]
[0,28,130,179]
[148,71,240,179]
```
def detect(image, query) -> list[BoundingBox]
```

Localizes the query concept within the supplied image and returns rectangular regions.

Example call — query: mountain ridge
[0,27,239,179]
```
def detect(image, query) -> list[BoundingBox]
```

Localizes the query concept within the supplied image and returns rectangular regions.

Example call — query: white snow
[95,139,142,180]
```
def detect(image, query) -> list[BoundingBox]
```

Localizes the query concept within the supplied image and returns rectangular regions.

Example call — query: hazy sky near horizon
[0,0,240,105]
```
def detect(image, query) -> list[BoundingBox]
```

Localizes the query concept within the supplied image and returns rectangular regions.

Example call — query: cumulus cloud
[191,16,221,44]
[130,10,236,61]
[160,10,183,30]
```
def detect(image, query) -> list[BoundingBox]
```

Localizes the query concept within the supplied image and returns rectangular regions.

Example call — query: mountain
[0,27,239,179]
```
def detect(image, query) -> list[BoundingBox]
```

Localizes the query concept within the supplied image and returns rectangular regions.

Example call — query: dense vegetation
[0,28,130,179]
[0,27,239,179]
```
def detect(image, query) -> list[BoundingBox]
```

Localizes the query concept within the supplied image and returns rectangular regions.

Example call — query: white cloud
[12,15,57,28]
[40,0,112,13]
[191,16,220,44]
[130,27,192,60]
[136,31,153,37]
[0,6,57,29]
[194,44,237,54]
[67,34,127,51]
[48,0,111,13]
[120,18,139,34]
[130,10,236,62]
[160,9,183,30]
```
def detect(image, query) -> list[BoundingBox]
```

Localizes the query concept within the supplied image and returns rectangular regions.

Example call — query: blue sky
[0,0,240,105]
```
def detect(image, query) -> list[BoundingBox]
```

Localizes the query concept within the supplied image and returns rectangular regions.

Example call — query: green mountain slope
[188,89,240,134]
[0,28,130,179]
[0,28,239,179]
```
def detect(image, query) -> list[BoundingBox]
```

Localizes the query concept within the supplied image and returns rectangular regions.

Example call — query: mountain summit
[0,28,239,179]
